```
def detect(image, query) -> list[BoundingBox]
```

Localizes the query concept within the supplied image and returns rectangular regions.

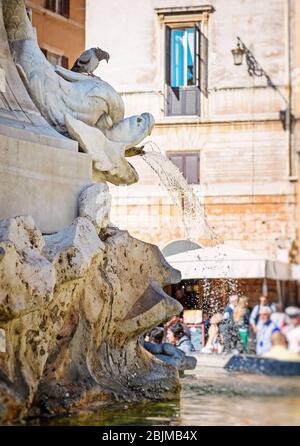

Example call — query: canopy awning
[165,245,293,281]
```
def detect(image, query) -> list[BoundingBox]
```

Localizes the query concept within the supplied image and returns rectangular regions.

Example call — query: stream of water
[142,142,243,310]
[142,143,216,245]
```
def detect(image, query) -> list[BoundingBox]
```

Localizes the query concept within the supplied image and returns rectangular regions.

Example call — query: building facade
[86,0,300,262]
[25,0,85,69]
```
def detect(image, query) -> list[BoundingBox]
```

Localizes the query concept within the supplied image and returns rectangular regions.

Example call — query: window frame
[159,10,210,118]
[168,151,200,185]
[41,48,69,69]
[168,25,198,89]
[45,0,70,18]
[164,20,208,117]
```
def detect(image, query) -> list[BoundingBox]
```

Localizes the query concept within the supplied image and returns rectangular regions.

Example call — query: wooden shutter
[167,87,199,116]
[167,87,181,116]
[169,154,184,175]
[61,55,69,69]
[45,0,56,12]
[168,152,200,184]
[193,24,200,87]
[61,0,70,18]
[165,26,171,86]
[185,153,200,184]
[185,87,200,115]
[199,30,208,97]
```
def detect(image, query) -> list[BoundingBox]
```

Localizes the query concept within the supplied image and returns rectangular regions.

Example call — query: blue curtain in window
[171,28,195,87]
[171,29,184,87]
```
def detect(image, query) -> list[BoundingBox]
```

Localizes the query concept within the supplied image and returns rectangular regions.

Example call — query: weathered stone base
[0,215,182,423]
[0,134,92,234]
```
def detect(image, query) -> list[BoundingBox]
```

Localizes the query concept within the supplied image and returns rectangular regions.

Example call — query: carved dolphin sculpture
[65,113,154,184]
[2,0,155,186]
[11,39,124,134]
[65,114,139,185]
[103,112,155,144]
[3,0,123,133]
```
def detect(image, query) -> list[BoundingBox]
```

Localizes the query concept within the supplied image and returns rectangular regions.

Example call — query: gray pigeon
[71,47,110,75]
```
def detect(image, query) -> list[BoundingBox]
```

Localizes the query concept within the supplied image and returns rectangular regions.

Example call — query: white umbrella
[165,245,292,281]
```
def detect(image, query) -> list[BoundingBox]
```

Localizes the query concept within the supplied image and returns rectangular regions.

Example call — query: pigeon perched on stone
[71,47,110,75]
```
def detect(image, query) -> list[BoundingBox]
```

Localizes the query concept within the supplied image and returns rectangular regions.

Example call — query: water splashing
[142,141,217,245]
[142,141,242,315]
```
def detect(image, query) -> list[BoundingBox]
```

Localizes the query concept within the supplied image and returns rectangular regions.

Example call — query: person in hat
[283,307,300,354]
[255,306,280,355]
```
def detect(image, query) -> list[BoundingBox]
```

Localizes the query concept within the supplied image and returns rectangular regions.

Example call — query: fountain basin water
[26,363,300,426]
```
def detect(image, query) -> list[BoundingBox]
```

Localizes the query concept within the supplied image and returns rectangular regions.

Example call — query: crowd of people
[144,294,300,362]
[201,294,300,360]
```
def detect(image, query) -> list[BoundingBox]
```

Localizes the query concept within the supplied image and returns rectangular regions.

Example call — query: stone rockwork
[0,214,182,422]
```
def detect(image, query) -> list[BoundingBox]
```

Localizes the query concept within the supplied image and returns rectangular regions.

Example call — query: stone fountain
[0,0,182,423]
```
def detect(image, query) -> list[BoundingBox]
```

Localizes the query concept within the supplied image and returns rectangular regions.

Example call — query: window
[165,23,208,116]
[168,152,200,184]
[45,0,70,18]
[41,49,69,69]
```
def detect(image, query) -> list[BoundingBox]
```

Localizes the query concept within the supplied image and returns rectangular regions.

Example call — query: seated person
[168,322,195,354]
[165,315,190,343]
[262,332,300,361]
[142,329,196,371]
[201,313,223,353]
[148,327,164,344]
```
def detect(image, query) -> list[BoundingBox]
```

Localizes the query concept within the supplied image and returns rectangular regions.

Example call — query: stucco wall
[86,0,297,260]
[26,0,85,68]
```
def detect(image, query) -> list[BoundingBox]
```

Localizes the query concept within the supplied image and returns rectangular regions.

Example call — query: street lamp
[231,37,266,77]
[231,36,294,132]
[231,41,245,66]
